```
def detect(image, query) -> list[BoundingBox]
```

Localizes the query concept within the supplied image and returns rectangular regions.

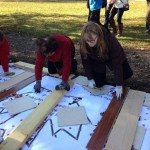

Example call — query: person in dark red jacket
[0,31,14,76]
[34,34,77,93]
[80,22,133,99]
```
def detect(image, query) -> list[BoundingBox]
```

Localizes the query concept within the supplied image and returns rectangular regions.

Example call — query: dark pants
[122,59,133,80]
[104,4,114,28]
[109,7,124,24]
[47,61,62,74]
[93,72,106,88]
[47,58,77,75]
[93,59,133,87]
[88,9,101,24]
[146,6,150,31]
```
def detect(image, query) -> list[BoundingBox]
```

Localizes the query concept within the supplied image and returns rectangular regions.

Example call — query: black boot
[146,22,150,33]
[118,23,123,36]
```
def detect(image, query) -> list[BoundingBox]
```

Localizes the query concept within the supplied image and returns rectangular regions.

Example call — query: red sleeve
[35,51,46,81]
[61,42,72,82]
[0,37,10,72]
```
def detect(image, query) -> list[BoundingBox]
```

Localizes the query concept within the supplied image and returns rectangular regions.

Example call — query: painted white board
[57,106,89,127]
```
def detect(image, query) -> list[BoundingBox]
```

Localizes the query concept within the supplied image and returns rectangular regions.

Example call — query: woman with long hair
[80,22,133,99]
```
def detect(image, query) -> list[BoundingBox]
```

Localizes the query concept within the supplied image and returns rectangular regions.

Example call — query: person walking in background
[87,0,102,24]
[146,0,150,33]
[104,0,116,29]
[108,0,129,36]
[34,34,77,93]
[80,22,133,99]
[0,31,15,76]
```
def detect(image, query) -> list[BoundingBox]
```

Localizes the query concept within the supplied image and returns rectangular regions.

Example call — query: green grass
[0,1,150,48]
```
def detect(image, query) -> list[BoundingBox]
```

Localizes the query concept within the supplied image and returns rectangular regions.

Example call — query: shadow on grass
[0,12,87,40]
[0,13,150,43]
[118,17,150,44]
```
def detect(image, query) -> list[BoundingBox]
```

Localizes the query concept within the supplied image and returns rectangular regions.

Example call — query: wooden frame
[0,71,34,92]
[87,87,129,150]
[14,61,75,80]
[105,90,146,150]
[14,61,48,73]
[0,90,68,150]
[0,62,147,149]
[0,62,35,100]
[0,88,16,101]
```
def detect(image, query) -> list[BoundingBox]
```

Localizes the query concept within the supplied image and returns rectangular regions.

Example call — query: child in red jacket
[0,31,14,76]
[34,34,77,93]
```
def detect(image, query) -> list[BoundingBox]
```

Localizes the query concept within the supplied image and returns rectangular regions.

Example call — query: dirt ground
[7,31,150,93]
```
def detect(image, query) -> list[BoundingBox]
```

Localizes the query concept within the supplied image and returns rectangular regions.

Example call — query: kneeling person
[34,34,77,93]
[80,22,133,99]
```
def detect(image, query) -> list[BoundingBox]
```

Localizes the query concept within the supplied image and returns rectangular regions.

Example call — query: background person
[108,0,129,36]
[146,0,150,33]
[87,0,103,24]
[104,0,116,29]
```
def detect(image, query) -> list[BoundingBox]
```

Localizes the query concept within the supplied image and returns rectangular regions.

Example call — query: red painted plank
[87,87,129,150]
[0,88,16,101]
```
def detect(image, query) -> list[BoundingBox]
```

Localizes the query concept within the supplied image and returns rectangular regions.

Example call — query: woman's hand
[55,80,70,91]
[34,80,41,93]
[115,86,123,99]
[88,79,96,89]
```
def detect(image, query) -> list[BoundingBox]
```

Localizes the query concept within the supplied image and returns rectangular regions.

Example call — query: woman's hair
[35,37,58,55]
[80,21,108,60]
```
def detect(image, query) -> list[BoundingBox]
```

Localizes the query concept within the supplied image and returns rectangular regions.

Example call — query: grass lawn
[0,1,150,49]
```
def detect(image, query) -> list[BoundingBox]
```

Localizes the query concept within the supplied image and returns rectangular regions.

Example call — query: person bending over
[80,22,133,99]
[34,34,77,93]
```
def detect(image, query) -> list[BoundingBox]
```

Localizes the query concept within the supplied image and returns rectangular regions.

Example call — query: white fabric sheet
[0,72,149,150]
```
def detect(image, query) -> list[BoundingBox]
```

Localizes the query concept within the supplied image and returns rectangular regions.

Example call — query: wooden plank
[0,71,34,92]
[133,126,146,150]
[86,87,129,150]
[105,90,146,150]
[14,61,48,73]
[0,89,68,150]
[14,61,75,80]
[73,76,113,95]
[0,88,16,101]
[143,93,150,107]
